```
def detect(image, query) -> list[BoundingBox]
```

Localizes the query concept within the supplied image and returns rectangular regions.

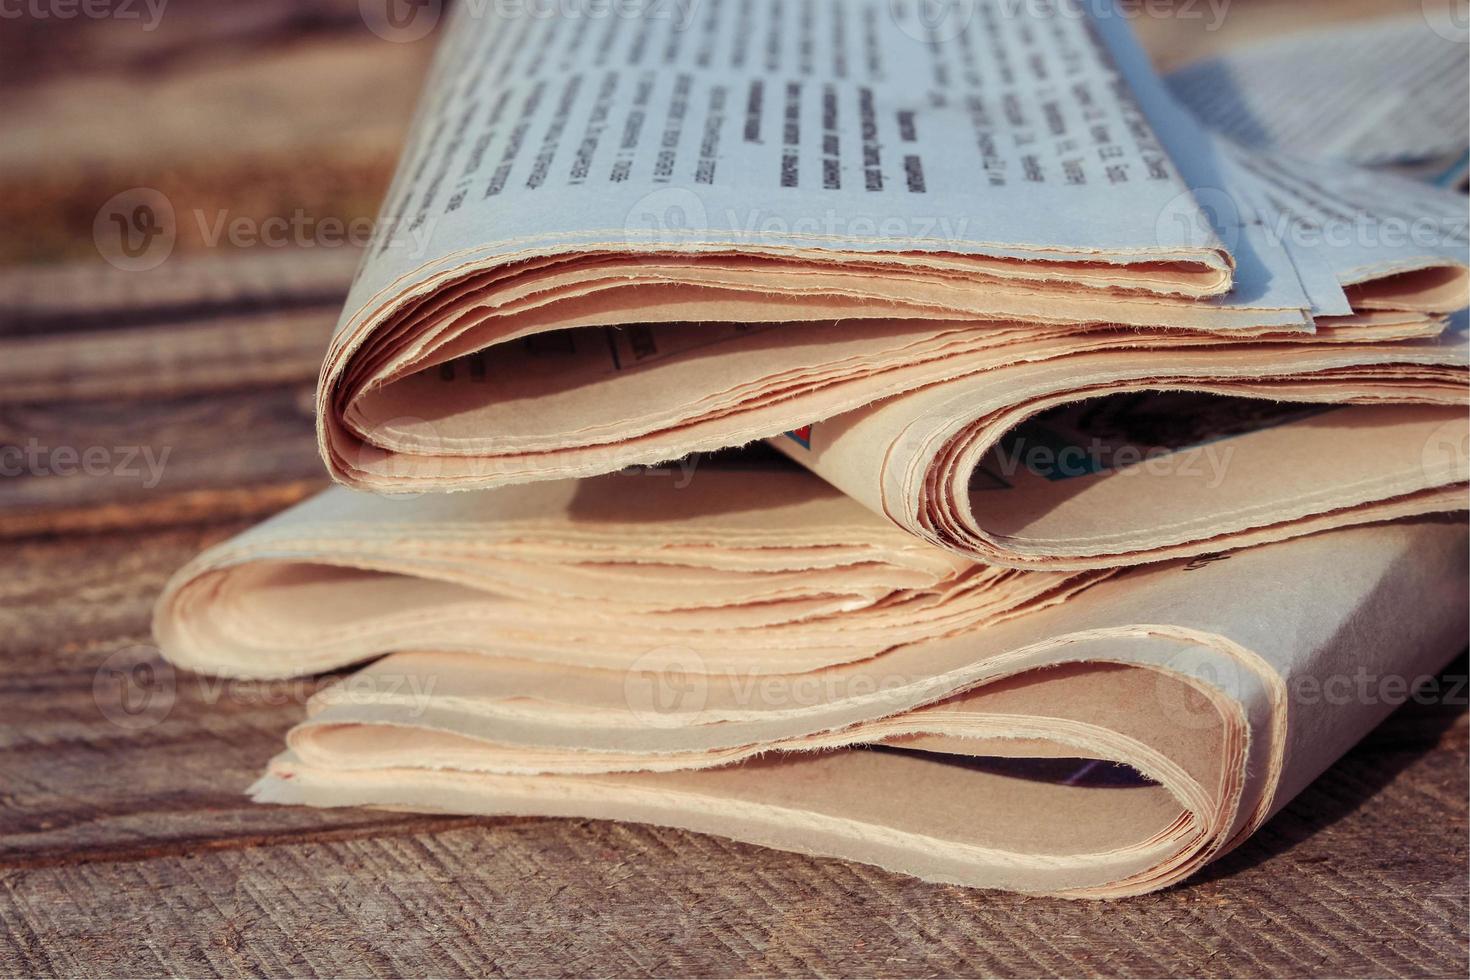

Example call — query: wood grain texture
[0,250,348,538]
[0,385,326,538]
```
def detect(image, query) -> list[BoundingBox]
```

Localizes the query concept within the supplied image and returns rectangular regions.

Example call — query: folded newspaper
[149,0,1470,901]
[154,464,1469,897]
[316,0,1470,573]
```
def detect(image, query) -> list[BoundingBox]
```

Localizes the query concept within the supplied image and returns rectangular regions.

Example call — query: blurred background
[1,0,434,535]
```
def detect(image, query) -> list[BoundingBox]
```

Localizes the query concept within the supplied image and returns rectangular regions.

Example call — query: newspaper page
[1168,14,1470,183]
[772,315,1468,568]
[149,469,1466,897]
[1226,147,1470,299]
[322,0,1434,491]
[350,0,1233,298]
[770,133,1470,568]
[312,0,1470,494]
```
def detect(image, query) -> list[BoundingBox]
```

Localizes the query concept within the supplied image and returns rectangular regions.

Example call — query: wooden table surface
[2,2,1466,977]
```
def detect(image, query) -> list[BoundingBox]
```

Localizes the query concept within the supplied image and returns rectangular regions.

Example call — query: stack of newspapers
[154,0,1469,897]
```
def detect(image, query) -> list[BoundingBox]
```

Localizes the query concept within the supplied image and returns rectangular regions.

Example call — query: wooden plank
[0,384,326,538]
[0,9,429,268]
[0,249,355,334]
[0,254,347,538]
[0,520,482,867]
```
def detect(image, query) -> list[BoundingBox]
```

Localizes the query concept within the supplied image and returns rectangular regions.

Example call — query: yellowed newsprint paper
[314,0,1468,526]
[155,464,1469,897]
[313,0,1470,578]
